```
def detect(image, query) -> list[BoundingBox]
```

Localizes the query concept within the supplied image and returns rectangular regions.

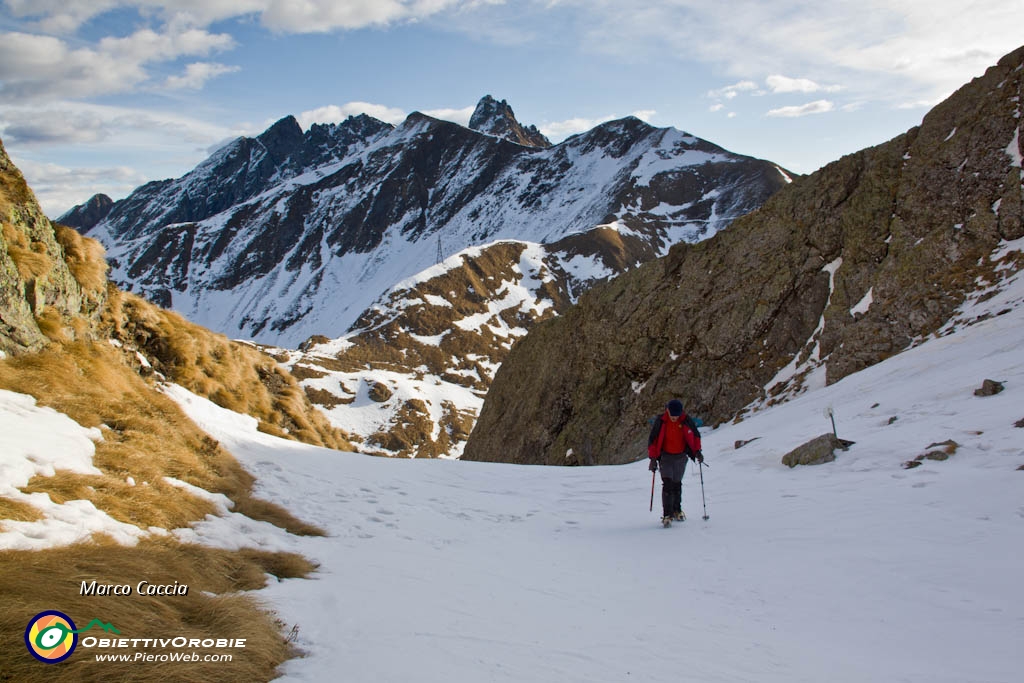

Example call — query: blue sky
[0,0,1020,217]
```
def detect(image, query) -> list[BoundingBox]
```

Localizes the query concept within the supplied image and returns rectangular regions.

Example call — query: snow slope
[157,255,1024,683]
[3,240,1020,680]
[0,391,151,549]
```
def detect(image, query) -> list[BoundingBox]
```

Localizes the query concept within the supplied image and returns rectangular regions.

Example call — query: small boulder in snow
[782,434,845,468]
[974,379,1004,396]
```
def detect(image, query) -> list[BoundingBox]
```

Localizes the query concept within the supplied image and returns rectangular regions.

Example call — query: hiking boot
[673,511,686,521]
[661,516,673,527]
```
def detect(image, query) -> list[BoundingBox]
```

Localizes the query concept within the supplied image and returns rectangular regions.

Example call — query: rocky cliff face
[1,138,108,355]
[463,46,1024,466]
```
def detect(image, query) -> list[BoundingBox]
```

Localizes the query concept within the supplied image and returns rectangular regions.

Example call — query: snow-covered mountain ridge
[63,97,788,347]
[58,95,790,458]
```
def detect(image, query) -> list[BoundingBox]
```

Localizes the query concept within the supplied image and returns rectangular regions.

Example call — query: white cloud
[258,0,502,34]
[298,102,409,129]
[540,115,616,141]
[0,25,236,102]
[6,1,495,35]
[766,99,835,118]
[7,0,1021,110]
[164,62,240,89]
[709,103,725,113]
[0,109,111,145]
[538,110,651,141]
[0,102,241,151]
[422,106,476,127]
[1,100,243,213]
[766,74,842,94]
[707,80,759,100]
[2,0,115,32]
[3,1,265,33]
[9,155,148,217]
[895,98,942,110]
[551,0,1022,106]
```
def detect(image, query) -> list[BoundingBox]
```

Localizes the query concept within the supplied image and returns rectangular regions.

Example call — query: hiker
[648,399,703,525]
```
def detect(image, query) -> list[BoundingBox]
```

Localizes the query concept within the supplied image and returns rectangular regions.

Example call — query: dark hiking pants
[660,452,688,517]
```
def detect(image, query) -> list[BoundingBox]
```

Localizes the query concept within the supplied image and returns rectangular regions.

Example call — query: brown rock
[781,434,844,468]
[974,379,1004,396]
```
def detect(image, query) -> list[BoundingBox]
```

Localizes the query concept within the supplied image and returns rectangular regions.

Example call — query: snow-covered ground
[4,245,1021,681]
[161,260,1023,682]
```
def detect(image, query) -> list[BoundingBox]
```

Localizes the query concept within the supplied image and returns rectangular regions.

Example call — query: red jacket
[648,411,701,459]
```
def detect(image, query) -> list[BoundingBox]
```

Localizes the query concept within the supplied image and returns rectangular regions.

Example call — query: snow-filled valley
[161,259,1024,680]
[3,249,1022,682]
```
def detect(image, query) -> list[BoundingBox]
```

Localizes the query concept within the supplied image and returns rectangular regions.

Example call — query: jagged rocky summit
[463,46,1024,466]
[469,95,552,148]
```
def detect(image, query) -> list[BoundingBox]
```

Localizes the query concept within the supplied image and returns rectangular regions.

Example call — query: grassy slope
[1,146,352,680]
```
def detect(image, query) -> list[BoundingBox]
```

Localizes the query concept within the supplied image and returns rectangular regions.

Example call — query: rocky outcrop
[1,137,108,355]
[469,95,552,148]
[463,45,1024,466]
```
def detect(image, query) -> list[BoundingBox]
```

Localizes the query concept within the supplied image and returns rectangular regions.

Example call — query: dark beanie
[667,399,684,416]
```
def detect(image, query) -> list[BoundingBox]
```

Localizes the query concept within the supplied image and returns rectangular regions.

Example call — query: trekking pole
[698,461,709,520]
[649,470,656,512]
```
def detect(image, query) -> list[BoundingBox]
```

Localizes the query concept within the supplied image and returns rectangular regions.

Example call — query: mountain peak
[56,193,113,231]
[468,95,552,148]
[257,115,304,163]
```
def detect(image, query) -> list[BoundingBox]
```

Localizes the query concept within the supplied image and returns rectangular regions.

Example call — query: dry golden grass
[54,224,108,297]
[0,537,315,683]
[1,147,332,681]
[0,158,35,219]
[0,340,325,536]
[2,222,53,281]
[104,289,352,452]
[33,307,68,343]
[0,497,42,523]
